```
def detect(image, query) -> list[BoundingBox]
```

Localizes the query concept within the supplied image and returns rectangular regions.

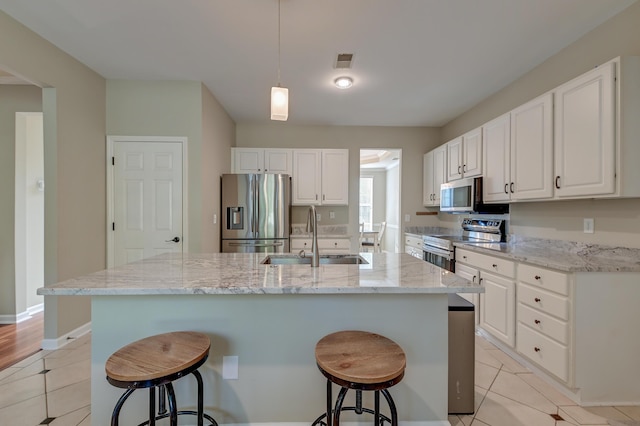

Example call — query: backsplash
[291,224,349,236]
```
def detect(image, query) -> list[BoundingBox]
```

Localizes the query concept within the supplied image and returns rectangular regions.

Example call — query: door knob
[166,237,180,243]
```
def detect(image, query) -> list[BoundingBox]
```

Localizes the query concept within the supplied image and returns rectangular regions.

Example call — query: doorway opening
[359,149,402,253]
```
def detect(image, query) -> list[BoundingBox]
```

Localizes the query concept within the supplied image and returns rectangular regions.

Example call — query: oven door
[422,245,455,272]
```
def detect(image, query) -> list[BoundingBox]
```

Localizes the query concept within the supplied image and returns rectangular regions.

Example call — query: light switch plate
[222,356,239,380]
[405,214,410,222]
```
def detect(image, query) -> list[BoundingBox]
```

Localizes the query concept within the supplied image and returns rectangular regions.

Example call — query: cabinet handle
[504,183,509,194]
[323,194,325,201]
[462,255,467,260]
[535,297,541,303]
[555,176,561,189]
[534,275,541,280]
[315,194,318,200]
[479,278,483,284]
[492,264,498,268]
[534,319,541,325]
[463,164,467,172]
[334,242,337,247]
[534,347,541,352]
[458,165,461,174]
[472,275,477,283]
[510,182,514,193]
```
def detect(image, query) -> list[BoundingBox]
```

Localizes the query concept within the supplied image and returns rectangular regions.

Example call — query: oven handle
[422,245,454,260]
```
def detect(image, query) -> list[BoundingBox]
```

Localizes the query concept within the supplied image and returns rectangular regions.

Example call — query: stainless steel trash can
[448,293,475,414]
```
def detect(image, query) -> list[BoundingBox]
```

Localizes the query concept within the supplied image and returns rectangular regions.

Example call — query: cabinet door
[462,127,482,178]
[233,148,264,173]
[423,151,435,206]
[511,93,554,201]
[456,263,481,325]
[446,136,463,181]
[554,61,615,197]
[480,271,516,347]
[292,150,321,205]
[321,149,349,205]
[264,149,292,175]
[483,113,511,202]
[433,146,447,205]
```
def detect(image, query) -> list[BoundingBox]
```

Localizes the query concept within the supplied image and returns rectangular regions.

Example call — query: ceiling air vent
[335,53,354,69]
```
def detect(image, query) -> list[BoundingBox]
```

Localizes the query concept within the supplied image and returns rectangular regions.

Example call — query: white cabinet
[446,127,482,181]
[292,149,349,205]
[291,237,351,254]
[404,233,424,259]
[456,248,516,347]
[516,264,572,383]
[232,148,292,175]
[454,262,480,325]
[553,56,640,199]
[483,94,554,203]
[423,146,447,206]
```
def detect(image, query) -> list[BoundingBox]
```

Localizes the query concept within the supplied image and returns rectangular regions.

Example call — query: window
[359,177,374,229]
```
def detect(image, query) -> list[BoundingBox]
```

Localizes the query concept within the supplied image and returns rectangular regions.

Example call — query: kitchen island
[38,252,480,426]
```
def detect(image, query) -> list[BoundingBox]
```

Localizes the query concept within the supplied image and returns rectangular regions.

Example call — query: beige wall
[440,2,640,248]
[236,124,442,239]
[1,10,105,338]
[106,80,235,253]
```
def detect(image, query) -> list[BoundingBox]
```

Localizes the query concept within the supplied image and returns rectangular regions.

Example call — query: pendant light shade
[271,0,288,121]
[271,86,289,121]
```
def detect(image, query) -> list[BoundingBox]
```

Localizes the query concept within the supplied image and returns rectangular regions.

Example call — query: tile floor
[1,331,639,426]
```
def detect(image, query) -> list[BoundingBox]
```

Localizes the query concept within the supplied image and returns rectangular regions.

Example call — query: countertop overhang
[38,252,482,296]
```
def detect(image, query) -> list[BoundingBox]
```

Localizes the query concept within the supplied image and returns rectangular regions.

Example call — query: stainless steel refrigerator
[221,174,291,253]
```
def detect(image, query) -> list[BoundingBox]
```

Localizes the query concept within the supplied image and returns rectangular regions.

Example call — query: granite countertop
[37,252,482,296]
[454,237,640,273]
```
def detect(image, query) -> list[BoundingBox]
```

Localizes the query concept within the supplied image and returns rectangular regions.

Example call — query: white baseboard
[41,321,92,350]
[0,303,45,324]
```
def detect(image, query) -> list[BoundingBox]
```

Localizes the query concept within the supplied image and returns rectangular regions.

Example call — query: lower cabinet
[456,248,516,346]
[404,233,423,259]
[290,237,351,254]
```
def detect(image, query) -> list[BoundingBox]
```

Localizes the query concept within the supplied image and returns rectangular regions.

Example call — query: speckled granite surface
[454,236,640,272]
[37,252,482,296]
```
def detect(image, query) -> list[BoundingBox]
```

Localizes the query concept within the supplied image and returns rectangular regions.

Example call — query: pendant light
[270,0,288,121]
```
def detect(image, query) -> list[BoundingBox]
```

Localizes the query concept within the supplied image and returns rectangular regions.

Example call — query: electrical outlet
[405,214,410,222]
[329,211,335,219]
[583,218,594,234]
[316,213,321,221]
[223,356,239,380]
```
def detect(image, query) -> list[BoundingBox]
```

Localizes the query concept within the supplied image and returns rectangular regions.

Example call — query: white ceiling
[0,0,635,126]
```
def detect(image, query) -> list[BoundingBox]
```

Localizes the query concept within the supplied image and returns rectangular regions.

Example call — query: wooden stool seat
[106,331,210,384]
[312,330,406,426]
[315,330,406,386]
[105,331,217,426]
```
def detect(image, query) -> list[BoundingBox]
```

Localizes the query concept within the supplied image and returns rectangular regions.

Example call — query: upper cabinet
[292,149,349,205]
[553,56,640,199]
[423,145,447,206]
[446,127,482,181]
[232,148,292,175]
[483,93,553,204]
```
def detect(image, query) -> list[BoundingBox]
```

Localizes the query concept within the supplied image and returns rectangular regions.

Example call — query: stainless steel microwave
[440,177,509,214]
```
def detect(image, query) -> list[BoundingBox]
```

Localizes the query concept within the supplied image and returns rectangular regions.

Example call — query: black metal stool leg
[355,390,363,415]
[148,386,156,426]
[111,388,135,426]
[374,390,380,426]
[158,385,167,416]
[165,382,178,426]
[381,389,398,426]
[332,387,348,426]
[191,369,205,426]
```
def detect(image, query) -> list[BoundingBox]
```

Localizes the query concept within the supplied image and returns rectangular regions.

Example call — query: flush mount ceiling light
[334,76,353,89]
[270,0,288,121]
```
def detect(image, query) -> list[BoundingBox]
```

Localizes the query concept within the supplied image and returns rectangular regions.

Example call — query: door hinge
[112,156,115,166]
[112,222,115,231]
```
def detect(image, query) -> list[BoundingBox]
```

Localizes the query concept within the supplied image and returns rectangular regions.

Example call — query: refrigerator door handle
[228,241,284,247]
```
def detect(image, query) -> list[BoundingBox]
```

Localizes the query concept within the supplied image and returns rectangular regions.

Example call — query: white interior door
[111,140,183,266]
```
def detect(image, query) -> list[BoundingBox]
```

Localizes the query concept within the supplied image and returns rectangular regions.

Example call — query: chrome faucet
[306,205,320,267]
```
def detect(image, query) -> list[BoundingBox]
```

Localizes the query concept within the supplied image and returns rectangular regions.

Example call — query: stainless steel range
[422,218,506,272]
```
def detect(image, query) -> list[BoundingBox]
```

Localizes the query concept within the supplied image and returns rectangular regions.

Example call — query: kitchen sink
[261,254,369,265]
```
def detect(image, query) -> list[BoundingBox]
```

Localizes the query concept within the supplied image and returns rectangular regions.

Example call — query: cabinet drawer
[318,238,351,250]
[404,234,423,250]
[517,303,569,345]
[518,264,570,296]
[456,249,515,279]
[517,323,569,382]
[518,283,570,321]
[290,239,311,250]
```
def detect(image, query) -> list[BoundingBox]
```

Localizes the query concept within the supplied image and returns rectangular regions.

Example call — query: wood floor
[0,312,43,371]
